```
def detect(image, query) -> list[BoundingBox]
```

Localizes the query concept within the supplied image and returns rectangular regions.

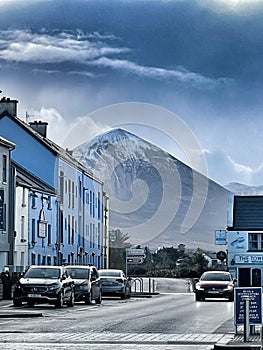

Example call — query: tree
[109,229,131,270]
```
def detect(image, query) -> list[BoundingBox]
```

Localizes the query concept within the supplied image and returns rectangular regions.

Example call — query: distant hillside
[73,128,230,251]
[225,182,263,195]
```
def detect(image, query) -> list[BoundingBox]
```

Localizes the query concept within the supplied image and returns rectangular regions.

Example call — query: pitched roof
[13,161,56,195]
[230,195,263,230]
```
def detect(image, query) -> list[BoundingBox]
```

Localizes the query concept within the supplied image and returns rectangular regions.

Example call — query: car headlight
[48,284,60,291]
[225,285,234,291]
[195,284,204,291]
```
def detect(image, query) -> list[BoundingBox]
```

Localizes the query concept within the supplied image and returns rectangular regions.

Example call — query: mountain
[225,182,263,195]
[73,128,230,251]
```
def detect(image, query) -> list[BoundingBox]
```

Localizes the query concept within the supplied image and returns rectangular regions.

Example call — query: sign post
[125,248,146,275]
[234,287,262,336]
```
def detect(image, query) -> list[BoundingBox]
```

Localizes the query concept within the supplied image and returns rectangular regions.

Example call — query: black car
[194,271,236,301]
[13,265,75,308]
[65,265,102,304]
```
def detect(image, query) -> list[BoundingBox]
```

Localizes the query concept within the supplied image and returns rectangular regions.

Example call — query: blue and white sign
[234,287,262,325]
[215,230,227,245]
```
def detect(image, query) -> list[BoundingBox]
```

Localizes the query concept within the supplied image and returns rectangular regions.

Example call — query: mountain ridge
[73,128,230,251]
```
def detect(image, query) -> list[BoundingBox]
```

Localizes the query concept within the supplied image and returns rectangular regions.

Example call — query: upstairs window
[2,155,7,183]
[248,233,263,251]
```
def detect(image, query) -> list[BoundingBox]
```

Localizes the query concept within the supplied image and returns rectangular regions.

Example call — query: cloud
[30,106,109,149]
[92,57,231,89]
[0,29,231,89]
[205,149,263,186]
[0,29,129,64]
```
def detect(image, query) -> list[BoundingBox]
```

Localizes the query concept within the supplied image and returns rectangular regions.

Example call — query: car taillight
[116,278,124,283]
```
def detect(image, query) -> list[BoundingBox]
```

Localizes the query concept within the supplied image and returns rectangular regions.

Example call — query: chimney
[29,120,48,138]
[0,96,18,117]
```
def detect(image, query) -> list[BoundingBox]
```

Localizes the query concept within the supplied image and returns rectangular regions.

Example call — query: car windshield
[24,268,60,279]
[99,270,122,277]
[201,273,231,281]
[66,268,90,279]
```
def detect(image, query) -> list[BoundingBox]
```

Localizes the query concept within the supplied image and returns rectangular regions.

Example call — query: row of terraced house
[0,96,109,273]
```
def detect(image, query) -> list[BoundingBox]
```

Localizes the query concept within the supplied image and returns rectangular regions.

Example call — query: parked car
[65,265,102,304]
[13,265,75,308]
[98,269,132,299]
[194,271,236,302]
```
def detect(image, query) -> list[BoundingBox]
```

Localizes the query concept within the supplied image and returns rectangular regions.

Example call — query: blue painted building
[0,97,104,270]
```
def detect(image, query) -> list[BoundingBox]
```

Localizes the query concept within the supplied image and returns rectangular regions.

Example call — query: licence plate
[208,290,219,294]
[28,294,42,298]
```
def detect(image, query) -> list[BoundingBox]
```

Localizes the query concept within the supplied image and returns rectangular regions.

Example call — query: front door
[238,268,251,287]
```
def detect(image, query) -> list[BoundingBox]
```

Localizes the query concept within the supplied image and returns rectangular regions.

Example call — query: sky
[1,0,263,186]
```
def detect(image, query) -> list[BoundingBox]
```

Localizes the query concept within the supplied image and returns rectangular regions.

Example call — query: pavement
[0,299,262,349]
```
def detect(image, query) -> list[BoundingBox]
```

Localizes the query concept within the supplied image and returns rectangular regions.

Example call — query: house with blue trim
[0,96,105,270]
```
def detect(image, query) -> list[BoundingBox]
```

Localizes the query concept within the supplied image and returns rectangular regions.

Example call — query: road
[0,278,235,349]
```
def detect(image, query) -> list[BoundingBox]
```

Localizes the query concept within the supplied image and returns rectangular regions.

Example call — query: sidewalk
[214,328,262,349]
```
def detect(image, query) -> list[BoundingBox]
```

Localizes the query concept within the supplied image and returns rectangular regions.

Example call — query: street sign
[215,230,227,245]
[234,287,262,325]
[127,248,145,256]
[126,257,144,265]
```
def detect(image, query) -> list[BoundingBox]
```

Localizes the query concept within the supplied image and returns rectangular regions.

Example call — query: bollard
[243,295,250,342]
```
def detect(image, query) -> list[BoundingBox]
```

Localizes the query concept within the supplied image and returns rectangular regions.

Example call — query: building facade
[0,136,15,271]
[227,195,263,287]
[0,97,106,271]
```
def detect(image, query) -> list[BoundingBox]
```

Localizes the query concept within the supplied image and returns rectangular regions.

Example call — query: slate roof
[229,195,263,230]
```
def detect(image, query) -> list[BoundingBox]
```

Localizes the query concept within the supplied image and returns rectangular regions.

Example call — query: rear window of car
[66,268,90,279]
[24,268,60,279]
[99,270,122,277]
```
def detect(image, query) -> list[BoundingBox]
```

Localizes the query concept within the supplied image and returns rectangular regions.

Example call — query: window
[59,171,64,204]
[98,192,101,220]
[32,192,37,208]
[68,215,71,244]
[47,224,51,245]
[32,218,36,243]
[248,233,263,251]
[2,155,7,183]
[21,216,25,241]
[68,180,71,208]
[22,188,26,207]
[47,195,52,210]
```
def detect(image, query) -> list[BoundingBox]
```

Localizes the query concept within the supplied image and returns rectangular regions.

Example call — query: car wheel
[85,292,92,305]
[67,291,75,307]
[120,292,127,300]
[13,299,22,307]
[126,287,131,299]
[95,291,102,305]
[228,296,234,302]
[55,291,64,308]
[27,300,35,307]
[195,294,202,301]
